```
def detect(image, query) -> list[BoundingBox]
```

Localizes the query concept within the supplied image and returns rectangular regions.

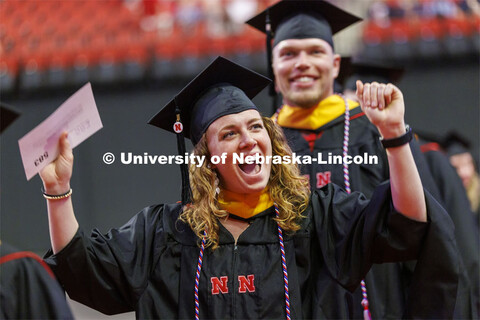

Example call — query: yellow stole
[217,188,273,219]
[275,94,359,130]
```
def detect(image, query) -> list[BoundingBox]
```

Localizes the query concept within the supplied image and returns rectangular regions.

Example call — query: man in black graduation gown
[246,1,464,318]
[0,103,74,319]
[343,58,480,319]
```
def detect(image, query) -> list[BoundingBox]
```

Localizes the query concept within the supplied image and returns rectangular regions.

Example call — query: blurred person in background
[444,131,480,227]
[0,241,74,319]
[225,0,259,35]
[342,59,480,318]
[177,0,203,36]
[0,103,73,319]
[138,0,175,35]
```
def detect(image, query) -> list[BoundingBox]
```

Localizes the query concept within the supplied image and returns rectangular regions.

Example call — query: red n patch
[211,276,229,295]
[238,274,255,293]
[316,171,331,188]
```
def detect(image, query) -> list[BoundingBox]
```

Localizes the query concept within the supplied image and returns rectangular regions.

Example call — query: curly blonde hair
[180,117,310,249]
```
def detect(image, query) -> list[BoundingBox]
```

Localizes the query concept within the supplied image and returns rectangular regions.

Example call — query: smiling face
[272,38,340,109]
[206,109,272,194]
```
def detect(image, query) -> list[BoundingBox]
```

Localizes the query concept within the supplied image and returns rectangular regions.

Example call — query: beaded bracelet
[42,188,73,200]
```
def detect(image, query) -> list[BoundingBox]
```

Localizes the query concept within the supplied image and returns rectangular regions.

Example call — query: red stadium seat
[417,17,445,59]
[361,21,390,61]
[444,17,475,56]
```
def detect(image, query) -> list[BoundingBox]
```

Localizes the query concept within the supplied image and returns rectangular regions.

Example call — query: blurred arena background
[1,0,478,318]
[1,0,478,95]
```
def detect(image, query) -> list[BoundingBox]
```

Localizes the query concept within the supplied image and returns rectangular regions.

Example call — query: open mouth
[239,163,261,175]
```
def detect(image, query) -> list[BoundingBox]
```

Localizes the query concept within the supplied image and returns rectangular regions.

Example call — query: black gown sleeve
[0,242,74,319]
[43,204,167,315]
[421,149,480,318]
[311,182,429,291]
[312,181,459,318]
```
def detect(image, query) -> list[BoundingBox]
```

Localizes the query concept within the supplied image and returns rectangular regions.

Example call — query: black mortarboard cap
[148,56,271,146]
[1,102,21,133]
[148,56,271,205]
[341,56,405,91]
[246,0,362,49]
[443,131,472,156]
[246,1,361,113]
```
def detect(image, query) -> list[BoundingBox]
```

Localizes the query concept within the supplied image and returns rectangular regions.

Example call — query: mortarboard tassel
[174,101,192,206]
[265,10,279,114]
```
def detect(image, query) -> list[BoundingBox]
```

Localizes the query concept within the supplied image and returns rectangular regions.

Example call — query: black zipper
[232,243,238,319]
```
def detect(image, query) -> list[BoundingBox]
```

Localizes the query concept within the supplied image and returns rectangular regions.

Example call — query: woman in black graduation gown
[41,57,457,319]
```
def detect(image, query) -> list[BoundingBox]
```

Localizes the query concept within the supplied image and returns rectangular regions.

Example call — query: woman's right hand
[39,131,74,194]
[40,131,79,254]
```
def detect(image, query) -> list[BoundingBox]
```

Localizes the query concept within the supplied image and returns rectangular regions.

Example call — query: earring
[214,174,220,196]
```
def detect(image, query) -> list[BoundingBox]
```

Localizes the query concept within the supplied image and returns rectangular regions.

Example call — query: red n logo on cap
[211,276,228,294]
[238,275,255,293]
[173,121,183,133]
